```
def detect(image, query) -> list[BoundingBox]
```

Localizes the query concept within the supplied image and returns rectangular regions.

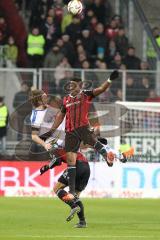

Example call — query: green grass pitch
[0,198,160,240]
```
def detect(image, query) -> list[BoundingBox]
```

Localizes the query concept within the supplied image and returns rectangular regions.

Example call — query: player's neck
[36,104,47,110]
[70,90,81,97]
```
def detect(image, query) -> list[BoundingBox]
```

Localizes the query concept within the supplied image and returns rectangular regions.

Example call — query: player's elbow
[100,85,109,93]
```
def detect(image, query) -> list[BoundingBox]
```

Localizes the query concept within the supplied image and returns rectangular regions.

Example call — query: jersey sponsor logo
[66,101,80,108]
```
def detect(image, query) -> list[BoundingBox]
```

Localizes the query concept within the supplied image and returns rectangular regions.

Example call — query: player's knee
[53,182,65,193]
[53,184,61,193]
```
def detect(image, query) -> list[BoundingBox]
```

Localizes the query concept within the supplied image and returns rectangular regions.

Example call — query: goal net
[116,101,160,163]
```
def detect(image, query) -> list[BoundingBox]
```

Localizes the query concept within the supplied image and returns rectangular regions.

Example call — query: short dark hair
[70,77,82,83]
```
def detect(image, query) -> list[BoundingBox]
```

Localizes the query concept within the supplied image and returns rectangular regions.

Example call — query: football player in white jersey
[30,90,65,151]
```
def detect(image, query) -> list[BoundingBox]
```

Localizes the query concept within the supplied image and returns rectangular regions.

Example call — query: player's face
[69,81,81,96]
[42,93,48,105]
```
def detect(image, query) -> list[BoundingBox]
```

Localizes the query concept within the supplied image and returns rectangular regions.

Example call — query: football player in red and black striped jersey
[40,147,90,228]
[49,70,120,196]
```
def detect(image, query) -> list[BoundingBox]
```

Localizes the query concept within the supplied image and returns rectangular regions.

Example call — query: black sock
[56,189,76,208]
[68,166,76,194]
[76,200,85,222]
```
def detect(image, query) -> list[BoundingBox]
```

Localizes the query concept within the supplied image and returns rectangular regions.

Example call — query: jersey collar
[69,90,82,98]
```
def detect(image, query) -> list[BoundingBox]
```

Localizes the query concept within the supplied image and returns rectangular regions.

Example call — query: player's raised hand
[109,70,119,81]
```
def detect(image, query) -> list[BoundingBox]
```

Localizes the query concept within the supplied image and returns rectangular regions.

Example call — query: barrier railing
[0,68,160,161]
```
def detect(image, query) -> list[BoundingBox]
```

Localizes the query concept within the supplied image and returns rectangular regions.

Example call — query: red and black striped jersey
[61,90,94,132]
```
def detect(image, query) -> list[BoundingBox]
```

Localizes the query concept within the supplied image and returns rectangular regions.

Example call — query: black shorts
[65,125,97,152]
[58,160,90,192]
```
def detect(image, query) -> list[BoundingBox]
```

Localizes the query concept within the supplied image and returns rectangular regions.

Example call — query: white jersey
[30,108,47,129]
[30,108,65,147]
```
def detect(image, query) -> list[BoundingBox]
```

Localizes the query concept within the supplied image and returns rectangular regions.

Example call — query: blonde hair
[29,89,45,108]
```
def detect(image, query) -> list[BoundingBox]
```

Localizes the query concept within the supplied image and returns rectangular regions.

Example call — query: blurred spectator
[81,60,91,69]
[4,36,18,67]
[44,45,64,68]
[13,82,30,141]
[112,14,123,28]
[29,0,47,28]
[123,47,141,70]
[93,23,107,60]
[0,31,4,45]
[147,27,160,69]
[109,53,122,69]
[81,29,93,57]
[105,19,119,40]
[119,64,127,70]
[0,97,9,154]
[89,16,98,34]
[115,27,129,57]
[42,16,58,51]
[61,10,72,33]
[107,40,117,64]
[98,61,107,69]
[75,53,87,68]
[77,44,86,55]
[145,89,160,102]
[47,7,54,18]
[61,34,76,66]
[86,0,111,25]
[54,56,73,96]
[66,15,82,44]
[75,38,82,46]
[44,45,64,94]
[126,76,137,101]
[54,57,71,86]
[53,4,63,26]
[0,17,7,44]
[116,89,123,101]
[94,59,102,68]
[27,27,45,68]
[137,77,151,101]
[140,61,150,70]
[82,9,95,29]
[56,38,64,52]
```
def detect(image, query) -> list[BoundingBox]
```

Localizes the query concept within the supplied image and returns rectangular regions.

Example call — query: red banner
[0,161,66,195]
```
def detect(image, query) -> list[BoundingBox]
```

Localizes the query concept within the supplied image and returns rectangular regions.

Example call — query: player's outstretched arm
[51,110,65,131]
[31,130,52,151]
[40,157,62,175]
[39,110,66,139]
[93,70,119,96]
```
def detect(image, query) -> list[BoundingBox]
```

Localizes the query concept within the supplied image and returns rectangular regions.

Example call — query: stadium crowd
[0,0,159,102]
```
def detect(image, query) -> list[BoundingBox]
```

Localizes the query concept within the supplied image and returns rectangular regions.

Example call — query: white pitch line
[12,235,159,239]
